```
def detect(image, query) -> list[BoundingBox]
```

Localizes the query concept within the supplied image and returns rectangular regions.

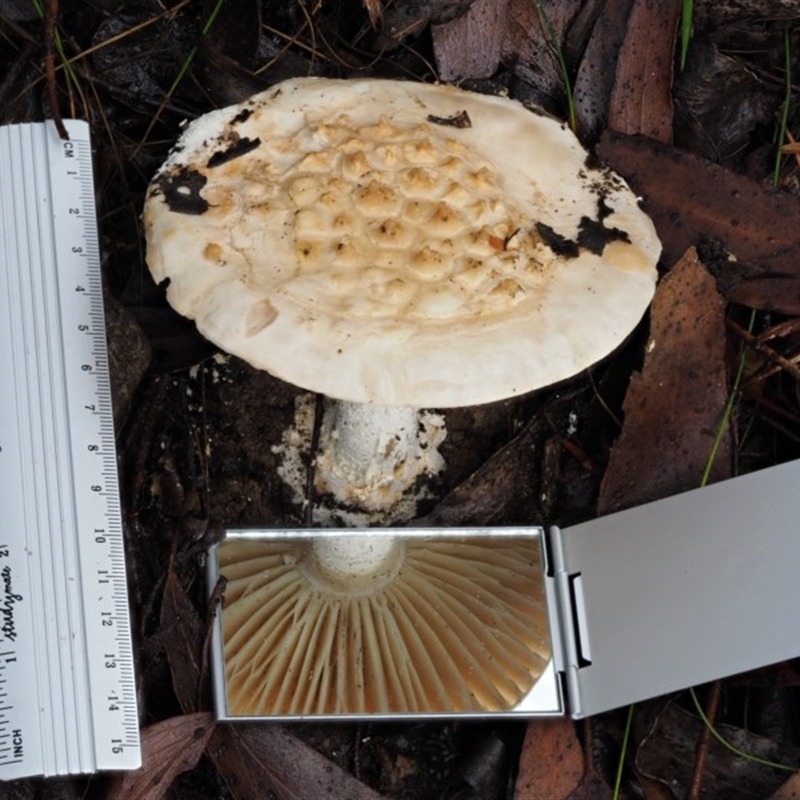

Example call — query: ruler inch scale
[0,120,140,779]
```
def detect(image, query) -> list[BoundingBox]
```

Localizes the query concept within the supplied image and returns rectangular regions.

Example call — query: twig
[688,680,721,800]
[727,317,800,385]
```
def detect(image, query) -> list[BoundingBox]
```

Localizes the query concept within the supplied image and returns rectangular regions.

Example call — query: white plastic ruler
[0,120,140,778]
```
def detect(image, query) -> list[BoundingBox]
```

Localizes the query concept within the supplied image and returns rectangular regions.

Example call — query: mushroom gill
[219,533,552,715]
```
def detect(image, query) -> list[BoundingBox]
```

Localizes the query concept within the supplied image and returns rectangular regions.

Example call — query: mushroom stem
[312,534,398,577]
[308,535,404,591]
[313,399,446,519]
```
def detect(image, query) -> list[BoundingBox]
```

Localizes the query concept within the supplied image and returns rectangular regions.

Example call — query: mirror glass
[212,528,555,717]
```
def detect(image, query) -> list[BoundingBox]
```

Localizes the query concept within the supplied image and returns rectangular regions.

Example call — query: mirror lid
[550,458,800,718]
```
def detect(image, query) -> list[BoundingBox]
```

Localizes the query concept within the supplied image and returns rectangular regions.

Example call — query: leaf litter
[597,247,731,516]
[2,0,800,798]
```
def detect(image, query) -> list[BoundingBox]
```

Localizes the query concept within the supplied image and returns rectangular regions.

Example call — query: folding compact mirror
[209,458,800,721]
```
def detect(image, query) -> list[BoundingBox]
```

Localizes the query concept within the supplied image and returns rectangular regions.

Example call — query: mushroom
[143,77,661,524]
[143,78,661,714]
[218,530,552,715]
[273,394,447,525]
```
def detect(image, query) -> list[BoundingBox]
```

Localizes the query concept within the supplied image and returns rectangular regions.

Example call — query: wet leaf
[105,292,151,431]
[160,562,206,713]
[598,248,730,515]
[608,0,680,143]
[733,662,800,689]
[448,729,512,799]
[726,277,800,316]
[515,718,584,800]
[636,702,800,799]
[90,7,192,112]
[568,774,614,800]
[501,0,583,108]
[573,0,635,141]
[693,0,800,31]
[0,0,38,21]
[128,306,215,373]
[201,0,261,70]
[379,0,476,45]
[106,712,215,800]
[674,41,782,162]
[597,131,800,306]
[414,415,543,526]
[208,724,388,800]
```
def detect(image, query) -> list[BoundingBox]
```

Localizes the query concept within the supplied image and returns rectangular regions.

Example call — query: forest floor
[3,0,800,798]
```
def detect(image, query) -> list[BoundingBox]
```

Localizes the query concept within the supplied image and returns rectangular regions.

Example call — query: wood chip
[598,248,730,516]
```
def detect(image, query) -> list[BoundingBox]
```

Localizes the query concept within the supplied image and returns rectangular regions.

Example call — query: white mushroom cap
[219,534,552,715]
[144,78,660,407]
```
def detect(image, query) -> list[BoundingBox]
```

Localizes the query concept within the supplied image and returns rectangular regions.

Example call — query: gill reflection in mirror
[216,531,552,716]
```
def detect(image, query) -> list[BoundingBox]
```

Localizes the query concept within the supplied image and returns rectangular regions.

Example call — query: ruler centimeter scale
[0,120,140,779]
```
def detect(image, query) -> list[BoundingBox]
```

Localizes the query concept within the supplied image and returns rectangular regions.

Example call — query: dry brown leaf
[607,0,679,142]
[771,771,800,799]
[515,718,584,800]
[106,712,215,800]
[432,0,510,81]
[208,724,388,800]
[598,248,730,515]
[597,131,800,286]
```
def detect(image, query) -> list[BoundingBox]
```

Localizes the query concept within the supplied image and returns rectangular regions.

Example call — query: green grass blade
[533,0,577,132]
[690,687,795,772]
[773,26,792,187]
[680,0,693,70]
